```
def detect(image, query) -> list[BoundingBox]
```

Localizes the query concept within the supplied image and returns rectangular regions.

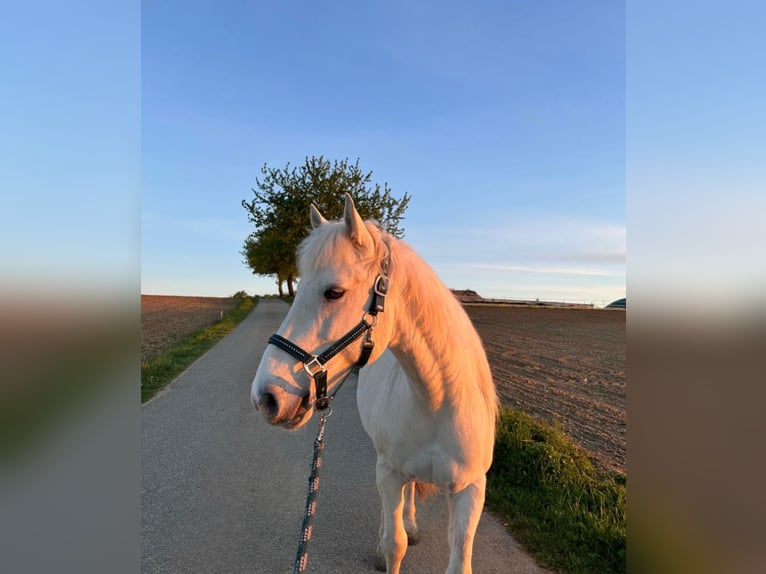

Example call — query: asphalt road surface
[142,298,552,573]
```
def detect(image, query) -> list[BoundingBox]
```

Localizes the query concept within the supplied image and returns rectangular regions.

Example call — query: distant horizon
[140,262,625,305]
[139,287,626,309]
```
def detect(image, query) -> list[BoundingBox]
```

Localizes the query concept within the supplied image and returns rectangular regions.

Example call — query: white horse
[251,194,498,574]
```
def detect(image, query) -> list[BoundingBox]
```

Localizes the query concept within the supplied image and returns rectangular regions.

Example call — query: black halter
[267,244,391,411]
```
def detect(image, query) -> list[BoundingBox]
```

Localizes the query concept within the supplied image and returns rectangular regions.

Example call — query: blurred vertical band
[628,1,766,572]
[0,1,140,573]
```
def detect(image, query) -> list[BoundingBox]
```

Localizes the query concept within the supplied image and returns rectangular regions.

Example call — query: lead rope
[284,238,392,572]
[293,406,332,574]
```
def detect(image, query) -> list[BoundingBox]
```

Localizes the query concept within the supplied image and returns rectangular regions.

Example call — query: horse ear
[343,193,373,250]
[309,204,327,228]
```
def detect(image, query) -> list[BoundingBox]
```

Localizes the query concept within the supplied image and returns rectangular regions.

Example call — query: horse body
[357,237,496,489]
[251,194,498,574]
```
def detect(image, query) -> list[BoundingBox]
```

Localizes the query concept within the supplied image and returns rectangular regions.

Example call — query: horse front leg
[376,481,421,570]
[445,474,486,574]
[375,458,408,574]
[375,505,386,572]
[403,482,421,545]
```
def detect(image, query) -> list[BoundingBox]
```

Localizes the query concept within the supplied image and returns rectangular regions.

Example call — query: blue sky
[142,1,625,305]
[2,2,139,298]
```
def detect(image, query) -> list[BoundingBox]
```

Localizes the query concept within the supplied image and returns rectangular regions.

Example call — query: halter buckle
[374,275,390,297]
[303,356,326,378]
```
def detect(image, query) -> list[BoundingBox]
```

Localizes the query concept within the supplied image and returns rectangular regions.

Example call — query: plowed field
[466,305,625,474]
[141,295,240,363]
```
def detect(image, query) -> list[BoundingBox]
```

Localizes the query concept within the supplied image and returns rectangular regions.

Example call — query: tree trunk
[287,273,296,297]
[277,277,284,297]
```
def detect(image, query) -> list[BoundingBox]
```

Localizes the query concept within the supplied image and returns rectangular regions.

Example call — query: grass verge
[141,295,258,403]
[487,407,626,573]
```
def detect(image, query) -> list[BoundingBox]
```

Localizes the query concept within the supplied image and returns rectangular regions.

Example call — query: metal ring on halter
[362,311,379,329]
[319,404,333,420]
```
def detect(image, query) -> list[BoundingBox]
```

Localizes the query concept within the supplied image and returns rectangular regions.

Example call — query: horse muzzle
[252,377,312,429]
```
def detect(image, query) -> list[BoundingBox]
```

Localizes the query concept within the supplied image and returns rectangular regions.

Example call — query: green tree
[242,226,295,297]
[241,156,410,296]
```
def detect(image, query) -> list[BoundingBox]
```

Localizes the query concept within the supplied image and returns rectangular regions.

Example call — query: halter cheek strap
[267,243,391,411]
[267,315,375,410]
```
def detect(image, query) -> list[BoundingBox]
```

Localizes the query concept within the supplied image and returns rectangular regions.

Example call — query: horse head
[251,193,395,429]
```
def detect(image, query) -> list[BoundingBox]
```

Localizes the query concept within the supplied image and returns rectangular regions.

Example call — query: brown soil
[140,296,626,474]
[141,295,240,363]
[466,305,625,475]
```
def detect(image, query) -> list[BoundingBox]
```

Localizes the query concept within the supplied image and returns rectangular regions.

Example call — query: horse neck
[385,239,495,412]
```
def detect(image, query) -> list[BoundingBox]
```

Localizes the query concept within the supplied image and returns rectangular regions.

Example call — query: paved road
[142,299,552,573]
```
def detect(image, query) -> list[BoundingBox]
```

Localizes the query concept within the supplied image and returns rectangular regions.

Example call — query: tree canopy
[241,156,411,296]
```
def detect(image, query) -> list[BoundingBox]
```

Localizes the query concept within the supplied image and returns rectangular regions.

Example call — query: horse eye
[324,287,346,301]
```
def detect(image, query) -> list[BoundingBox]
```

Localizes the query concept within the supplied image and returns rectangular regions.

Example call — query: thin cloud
[451,263,624,278]
[544,251,626,265]
[462,221,625,248]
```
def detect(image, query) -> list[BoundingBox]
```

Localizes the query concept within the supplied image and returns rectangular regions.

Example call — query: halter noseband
[267,241,391,411]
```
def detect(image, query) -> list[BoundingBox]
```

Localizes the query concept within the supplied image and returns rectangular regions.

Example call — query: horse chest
[357,355,473,487]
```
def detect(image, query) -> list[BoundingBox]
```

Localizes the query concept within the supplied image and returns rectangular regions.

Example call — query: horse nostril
[258,392,279,418]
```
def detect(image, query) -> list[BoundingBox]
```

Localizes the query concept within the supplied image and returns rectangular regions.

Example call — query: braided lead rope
[293,407,332,574]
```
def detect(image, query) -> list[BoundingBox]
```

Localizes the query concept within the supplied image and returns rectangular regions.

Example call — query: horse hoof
[407,529,421,546]
[374,553,387,572]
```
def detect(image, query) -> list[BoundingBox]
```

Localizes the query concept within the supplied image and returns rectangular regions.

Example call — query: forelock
[297,220,384,277]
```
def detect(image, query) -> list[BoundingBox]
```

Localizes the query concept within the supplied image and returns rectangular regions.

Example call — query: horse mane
[297,218,499,425]
[385,231,499,420]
